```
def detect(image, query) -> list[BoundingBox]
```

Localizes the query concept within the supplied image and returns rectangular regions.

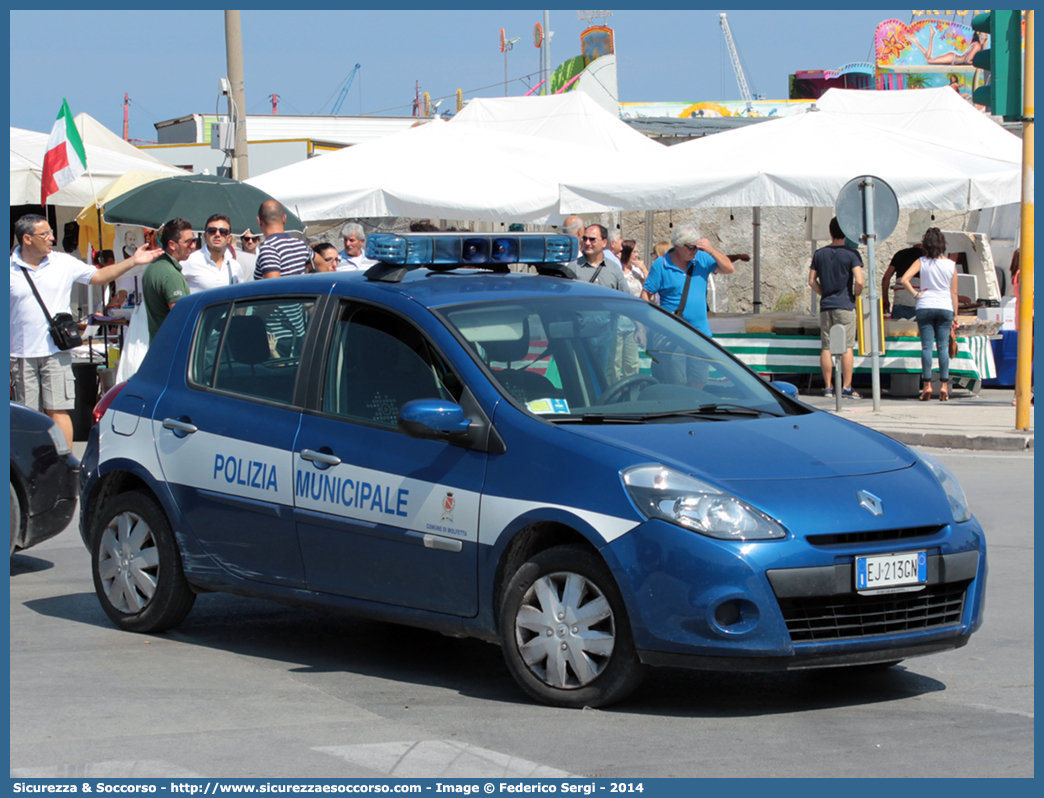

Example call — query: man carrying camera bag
[10,214,161,447]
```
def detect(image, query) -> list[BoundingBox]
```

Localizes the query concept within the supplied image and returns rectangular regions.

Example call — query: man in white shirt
[181,213,243,293]
[337,222,377,271]
[10,214,161,446]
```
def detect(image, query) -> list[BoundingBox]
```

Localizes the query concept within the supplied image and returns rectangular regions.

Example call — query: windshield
[440,296,799,422]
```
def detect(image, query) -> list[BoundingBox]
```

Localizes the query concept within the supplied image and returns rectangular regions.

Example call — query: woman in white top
[900,228,959,402]
[612,240,646,379]
[619,239,646,297]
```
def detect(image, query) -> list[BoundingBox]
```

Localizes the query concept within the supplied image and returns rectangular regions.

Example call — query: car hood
[559,410,915,481]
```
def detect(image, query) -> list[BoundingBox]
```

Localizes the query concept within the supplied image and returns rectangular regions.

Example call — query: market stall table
[711,331,996,393]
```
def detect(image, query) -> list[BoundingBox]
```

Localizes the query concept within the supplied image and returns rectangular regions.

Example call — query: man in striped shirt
[254,200,311,280]
[253,200,312,356]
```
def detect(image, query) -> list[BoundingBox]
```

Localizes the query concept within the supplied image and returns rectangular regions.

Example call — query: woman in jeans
[900,228,959,401]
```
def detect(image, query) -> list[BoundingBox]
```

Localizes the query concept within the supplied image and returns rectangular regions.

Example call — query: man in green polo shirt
[143,218,195,341]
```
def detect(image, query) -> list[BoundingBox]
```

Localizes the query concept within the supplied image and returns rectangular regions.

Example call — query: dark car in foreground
[79,232,986,707]
[10,401,79,555]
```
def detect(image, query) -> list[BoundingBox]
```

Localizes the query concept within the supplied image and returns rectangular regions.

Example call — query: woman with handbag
[10,214,161,446]
[900,228,960,402]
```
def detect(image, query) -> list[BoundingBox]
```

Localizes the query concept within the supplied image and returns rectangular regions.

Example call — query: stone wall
[315,208,977,309]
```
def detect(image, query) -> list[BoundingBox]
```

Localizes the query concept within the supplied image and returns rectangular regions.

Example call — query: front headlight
[914,449,971,523]
[621,464,786,540]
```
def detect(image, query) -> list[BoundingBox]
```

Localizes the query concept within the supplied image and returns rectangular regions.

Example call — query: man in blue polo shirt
[641,225,734,386]
[641,224,734,336]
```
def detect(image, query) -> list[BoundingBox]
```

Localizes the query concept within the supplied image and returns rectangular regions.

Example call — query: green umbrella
[101,173,305,235]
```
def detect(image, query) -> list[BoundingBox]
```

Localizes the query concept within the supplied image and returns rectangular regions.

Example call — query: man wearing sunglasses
[641,224,733,337]
[182,214,244,294]
[575,224,629,292]
[236,229,261,281]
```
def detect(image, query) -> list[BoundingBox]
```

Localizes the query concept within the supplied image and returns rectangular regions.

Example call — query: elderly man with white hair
[337,222,378,272]
[641,224,733,337]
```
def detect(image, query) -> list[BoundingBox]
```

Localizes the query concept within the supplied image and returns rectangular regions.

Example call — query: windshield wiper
[625,404,779,420]
[551,413,649,424]
[693,403,781,417]
[548,404,781,424]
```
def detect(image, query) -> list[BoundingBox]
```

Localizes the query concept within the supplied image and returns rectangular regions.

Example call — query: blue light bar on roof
[366,233,578,268]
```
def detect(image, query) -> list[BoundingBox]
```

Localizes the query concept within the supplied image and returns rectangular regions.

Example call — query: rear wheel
[499,545,644,708]
[91,490,195,633]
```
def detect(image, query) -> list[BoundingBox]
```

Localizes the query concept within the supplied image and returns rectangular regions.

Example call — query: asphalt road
[9,449,1033,779]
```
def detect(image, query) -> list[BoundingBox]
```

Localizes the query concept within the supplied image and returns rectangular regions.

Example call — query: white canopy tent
[560,89,1022,213]
[72,112,176,168]
[451,92,663,155]
[10,126,184,209]
[246,119,646,225]
[814,86,1022,158]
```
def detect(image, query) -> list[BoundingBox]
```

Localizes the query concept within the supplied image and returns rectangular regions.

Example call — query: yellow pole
[1016,11,1034,430]
[856,296,866,356]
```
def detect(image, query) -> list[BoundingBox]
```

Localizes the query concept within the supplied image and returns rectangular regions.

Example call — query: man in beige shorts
[809,217,864,398]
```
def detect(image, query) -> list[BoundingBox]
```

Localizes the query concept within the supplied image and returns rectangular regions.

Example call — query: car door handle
[300,449,342,467]
[162,418,198,435]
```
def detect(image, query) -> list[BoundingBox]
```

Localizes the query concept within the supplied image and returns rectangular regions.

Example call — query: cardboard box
[982,298,1018,330]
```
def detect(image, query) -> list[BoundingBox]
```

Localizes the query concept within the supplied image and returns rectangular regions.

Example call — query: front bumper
[602,514,987,671]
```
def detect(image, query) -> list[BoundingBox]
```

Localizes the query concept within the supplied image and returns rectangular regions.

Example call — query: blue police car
[80,232,986,708]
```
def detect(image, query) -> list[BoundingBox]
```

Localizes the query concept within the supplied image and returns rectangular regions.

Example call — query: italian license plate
[855,551,927,593]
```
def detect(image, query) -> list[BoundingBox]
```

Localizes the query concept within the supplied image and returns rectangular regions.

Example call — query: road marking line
[314,740,575,778]
[965,703,1034,719]
[10,760,202,778]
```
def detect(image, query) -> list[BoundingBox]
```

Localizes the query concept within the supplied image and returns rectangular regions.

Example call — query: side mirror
[771,381,799,399]
[398,399,472,439]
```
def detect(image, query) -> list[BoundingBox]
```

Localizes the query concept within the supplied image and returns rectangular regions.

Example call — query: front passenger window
[323,305,459,427]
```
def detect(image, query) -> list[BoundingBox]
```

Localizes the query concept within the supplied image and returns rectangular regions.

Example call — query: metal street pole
[225,10,249,180]
[862,178,882,411]
[1015,10,1034,430]
[543,10,551,95]
[503,37,519,97]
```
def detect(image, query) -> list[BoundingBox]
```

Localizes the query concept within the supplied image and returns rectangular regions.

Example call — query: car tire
[10,482,21,556]
[91,490,196,633]
[498,545,645,708]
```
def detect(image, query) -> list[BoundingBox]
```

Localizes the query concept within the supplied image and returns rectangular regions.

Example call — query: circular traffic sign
[835,175,899,244]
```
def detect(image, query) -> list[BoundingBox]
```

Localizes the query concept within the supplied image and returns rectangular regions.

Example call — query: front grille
[805,525,945,547]
[779,581,969,642]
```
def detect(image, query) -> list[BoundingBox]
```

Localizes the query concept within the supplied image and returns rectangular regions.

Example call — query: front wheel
[498,545,645,708]
[91,490,195,633]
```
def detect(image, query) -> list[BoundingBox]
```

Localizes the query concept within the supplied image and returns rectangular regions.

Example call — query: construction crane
[719,13,753,103]
[331,64,361,115]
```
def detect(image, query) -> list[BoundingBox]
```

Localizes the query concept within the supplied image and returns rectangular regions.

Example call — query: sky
[10,8,918,142]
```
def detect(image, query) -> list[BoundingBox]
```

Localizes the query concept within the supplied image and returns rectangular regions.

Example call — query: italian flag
[41,99,87,206]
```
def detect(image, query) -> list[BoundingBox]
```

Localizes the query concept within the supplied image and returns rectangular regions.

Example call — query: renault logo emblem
[857,490,883,516]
